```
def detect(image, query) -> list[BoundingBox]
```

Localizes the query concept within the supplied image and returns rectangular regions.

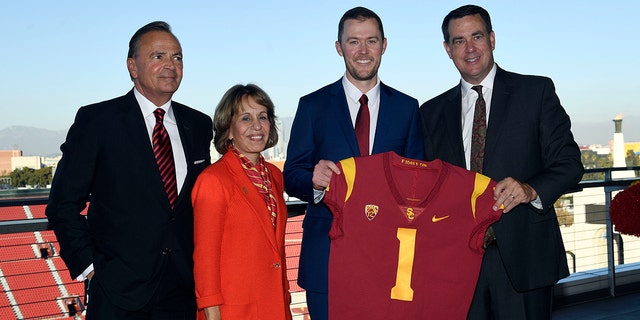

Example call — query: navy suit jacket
[46,90,213,310]
[420,67,583,291]
[283,79,424,292]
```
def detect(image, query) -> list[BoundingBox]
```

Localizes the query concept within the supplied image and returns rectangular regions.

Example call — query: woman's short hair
[213,84,279,155]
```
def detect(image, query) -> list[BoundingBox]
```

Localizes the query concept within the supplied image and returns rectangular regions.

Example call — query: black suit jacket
[420,67,583,291]
[46,90,213,310]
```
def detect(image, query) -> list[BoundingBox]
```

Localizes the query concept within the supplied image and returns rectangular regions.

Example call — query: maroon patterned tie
[355,94,370,156]
[153,108,178,209]
[471,86,495,247]
[470,85,486,173]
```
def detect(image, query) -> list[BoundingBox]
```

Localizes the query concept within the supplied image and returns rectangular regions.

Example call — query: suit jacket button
[273,263,280,269]
[162,248,172,255]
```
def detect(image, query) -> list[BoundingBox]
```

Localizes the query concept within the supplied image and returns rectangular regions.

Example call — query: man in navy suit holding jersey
[283,6,424,320]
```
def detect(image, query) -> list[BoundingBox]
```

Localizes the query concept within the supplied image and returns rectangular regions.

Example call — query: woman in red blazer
[192,84,292,320]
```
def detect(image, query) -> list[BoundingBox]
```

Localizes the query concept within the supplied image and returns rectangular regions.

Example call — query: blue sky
[1,0,638,145]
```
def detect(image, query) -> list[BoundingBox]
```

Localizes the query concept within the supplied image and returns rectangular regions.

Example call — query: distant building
[7,154,62,173]
[12,156,44,171]
[0,149,22,176]
[263,118,286,161]
[625,142,640,155]
[42,155,62,168]
[583,144,611,155]
[612,114,635,178]
[580,114,640,159]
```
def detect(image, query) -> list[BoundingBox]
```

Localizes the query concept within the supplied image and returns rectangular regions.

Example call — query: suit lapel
[330,81,360,156]
[372,83,391,154]
[173,103,195,210]
[120,91,173,209]
[271,166,288,255]
[484,67,511,167]
[446,85,467,167]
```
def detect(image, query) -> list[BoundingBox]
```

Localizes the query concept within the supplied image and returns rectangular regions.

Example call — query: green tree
[10,167,33,187]
[33,167,52,187]
[9,167,52,188]
[625,150,640,176]
[581,150,613,180]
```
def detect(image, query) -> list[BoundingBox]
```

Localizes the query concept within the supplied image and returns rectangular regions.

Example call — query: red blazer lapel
[223,153,282,253]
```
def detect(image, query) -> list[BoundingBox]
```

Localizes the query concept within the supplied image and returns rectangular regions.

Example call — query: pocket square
[194,159,205,164]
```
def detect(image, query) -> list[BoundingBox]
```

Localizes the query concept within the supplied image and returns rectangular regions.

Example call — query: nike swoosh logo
[432,215,450,223]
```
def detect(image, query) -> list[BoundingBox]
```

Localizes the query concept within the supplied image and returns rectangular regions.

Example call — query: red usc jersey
[324,151,502,319]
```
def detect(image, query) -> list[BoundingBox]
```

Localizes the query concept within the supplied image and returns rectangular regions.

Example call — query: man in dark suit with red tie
[283,7,424,320]
[46,21,212,319]
[420,5,583,319]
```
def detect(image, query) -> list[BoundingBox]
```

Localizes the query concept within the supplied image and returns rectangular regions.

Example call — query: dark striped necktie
[153,108,178,209]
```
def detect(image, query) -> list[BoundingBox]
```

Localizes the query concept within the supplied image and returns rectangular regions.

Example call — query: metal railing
[1,166,640,319]
[552,166,640,306]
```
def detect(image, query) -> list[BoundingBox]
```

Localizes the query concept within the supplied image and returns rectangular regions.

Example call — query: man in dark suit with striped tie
[46,21,212,319]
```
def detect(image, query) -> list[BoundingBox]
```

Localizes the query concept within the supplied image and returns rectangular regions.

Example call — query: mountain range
[0,126,67,156]
[1,116,639,156]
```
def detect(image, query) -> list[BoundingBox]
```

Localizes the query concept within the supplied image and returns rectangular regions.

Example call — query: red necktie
[470,85,486,173]
[153,108,178,209]
[355,94,370,156]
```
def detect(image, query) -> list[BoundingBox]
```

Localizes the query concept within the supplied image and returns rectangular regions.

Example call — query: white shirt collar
[461,63,497,97]
[341,74,381,105]
[133,88,175,124]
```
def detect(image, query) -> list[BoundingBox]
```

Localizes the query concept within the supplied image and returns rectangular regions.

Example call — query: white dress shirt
[313,75,382,204]
[459,65,541,208]
[135,88,187,194]
[460,64,496,170]
[342,74,381,155]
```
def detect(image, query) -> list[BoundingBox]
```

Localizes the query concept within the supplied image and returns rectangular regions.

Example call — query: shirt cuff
[76,264,94,281]
[530,195,543,210]
[313,188,326,204]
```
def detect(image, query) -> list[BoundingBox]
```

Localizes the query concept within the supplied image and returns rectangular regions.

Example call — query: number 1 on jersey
[391,227,416,301]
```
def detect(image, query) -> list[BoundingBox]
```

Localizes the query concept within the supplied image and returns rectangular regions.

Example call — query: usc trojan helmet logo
[365,204,379,221]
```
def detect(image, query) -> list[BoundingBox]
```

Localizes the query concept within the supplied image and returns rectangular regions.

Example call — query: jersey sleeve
[325,158,357,239]
[468,173,503,252]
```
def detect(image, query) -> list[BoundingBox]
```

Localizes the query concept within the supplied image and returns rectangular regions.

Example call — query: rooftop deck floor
[553,291,640,319]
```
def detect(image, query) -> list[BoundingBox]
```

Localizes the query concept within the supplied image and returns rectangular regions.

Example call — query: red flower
[611,182,640,237]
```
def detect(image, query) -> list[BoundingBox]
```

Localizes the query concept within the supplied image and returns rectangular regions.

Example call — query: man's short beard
[348,68,378,82]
